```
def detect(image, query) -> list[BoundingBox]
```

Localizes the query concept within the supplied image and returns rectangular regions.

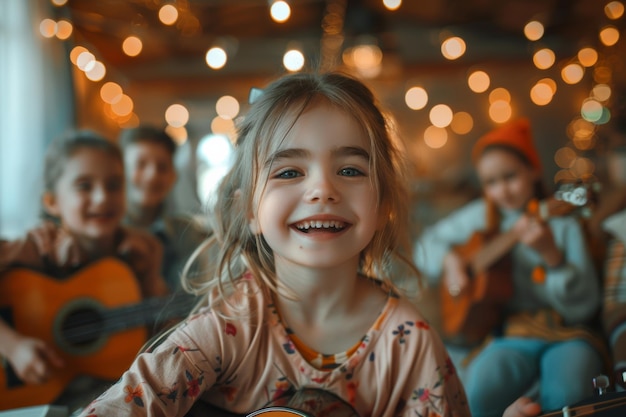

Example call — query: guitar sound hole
[60,308,104,346]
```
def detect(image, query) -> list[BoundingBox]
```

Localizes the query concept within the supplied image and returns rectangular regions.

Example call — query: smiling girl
[74,72,473,417]
[0,130,169,409]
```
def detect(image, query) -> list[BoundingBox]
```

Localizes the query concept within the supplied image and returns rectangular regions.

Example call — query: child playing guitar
[0,130,169,411]
[415,118,606,417]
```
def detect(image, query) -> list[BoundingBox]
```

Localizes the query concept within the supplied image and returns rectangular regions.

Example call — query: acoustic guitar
[0,257,194,410]
[185,388,358,417]
[440,183,591,346]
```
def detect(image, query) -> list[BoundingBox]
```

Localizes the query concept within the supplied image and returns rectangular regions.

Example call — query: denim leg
[465,338,543,417]
[539,339,604,411]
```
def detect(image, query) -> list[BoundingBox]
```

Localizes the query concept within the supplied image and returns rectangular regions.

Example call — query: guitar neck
[102,293,194,333]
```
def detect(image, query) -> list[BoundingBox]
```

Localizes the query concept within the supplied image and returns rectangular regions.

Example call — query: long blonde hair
[182,72,420,311]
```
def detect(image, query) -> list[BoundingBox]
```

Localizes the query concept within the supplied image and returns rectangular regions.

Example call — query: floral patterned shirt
[78,275,470,417]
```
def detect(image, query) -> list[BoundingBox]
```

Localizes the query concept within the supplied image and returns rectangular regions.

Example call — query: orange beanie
[471,118,542,171]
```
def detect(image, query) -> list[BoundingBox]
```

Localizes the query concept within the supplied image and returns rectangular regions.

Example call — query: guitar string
[538,395,626,417]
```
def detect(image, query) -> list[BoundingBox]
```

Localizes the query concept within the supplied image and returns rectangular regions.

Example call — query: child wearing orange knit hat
[471,118,542,172]
[414,116,604,417]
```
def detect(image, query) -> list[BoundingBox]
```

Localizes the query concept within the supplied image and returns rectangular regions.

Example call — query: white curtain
[0,0,74,238]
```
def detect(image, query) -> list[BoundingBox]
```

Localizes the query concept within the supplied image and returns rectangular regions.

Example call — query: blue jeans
[461,337,604,417]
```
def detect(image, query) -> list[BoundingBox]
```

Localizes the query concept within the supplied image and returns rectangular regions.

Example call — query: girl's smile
[248,101,380,270]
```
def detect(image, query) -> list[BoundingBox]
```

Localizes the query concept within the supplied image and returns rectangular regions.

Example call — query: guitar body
[0,258,146,409]
[186,388,358,417]
[440,230,514,346]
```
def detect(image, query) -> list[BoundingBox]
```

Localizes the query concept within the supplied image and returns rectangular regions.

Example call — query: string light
[206,47,227,69]
[423,126,447,149]
[270,1,291,23]
[467,70,490,93]
[405,86,428,110]
[159,4,179,26]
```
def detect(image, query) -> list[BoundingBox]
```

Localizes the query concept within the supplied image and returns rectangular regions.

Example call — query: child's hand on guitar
[502,397,541,417]
[27,221,83,267]
[6,334,64,385]
[118,227,169,296]
[513,214,563,267]
[443,250,468,296]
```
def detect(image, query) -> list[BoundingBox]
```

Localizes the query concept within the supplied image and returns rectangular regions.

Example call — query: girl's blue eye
[339,167,363,176]
[277,169,300,179]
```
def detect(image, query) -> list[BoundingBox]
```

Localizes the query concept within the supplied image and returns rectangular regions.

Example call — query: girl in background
[76,72,472,417]
[415,118,604,417]
[0,130,169,410]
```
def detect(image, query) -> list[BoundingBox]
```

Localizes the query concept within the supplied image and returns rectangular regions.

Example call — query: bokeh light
[159,4,178,25]
[467,70,490,93]
[405,86,428,110]
[533,48,555,70]
[423,126,448,149]
[524,21,544,41]
[123,36,143,57]
[450,112,473,135]
[429,104,453,128]
[165,104,190,128]
[270,1,291,23]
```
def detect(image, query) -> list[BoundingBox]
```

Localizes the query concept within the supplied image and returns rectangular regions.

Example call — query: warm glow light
[383,0,402,10]
[405,86,428,110]
[594,66,613,84]
[76,51,95,70]
[467,70,490,93]
[206,47,227,69]
[489,100,512,123]
[270,1,291,23]
[424,126,448,149]
[216,95,240,120]
[70,46,88,65]
[489,88,511,103]
[346,44,383,78]
[571,157,595,177]
[55,20,72,40]
[561,63,584,84]
[165,126,188,145]
[111,94,134,117]
[600,26,620,46]
[592,84,612,102]
[283,49,305,71]
[524,21,544,41]
[533,48,555,69]
[51,0,68,5]
[554,147,577,169]
[429,104,453,128]
[159,4,179,26]
[530,81,554,106]
[123,36,143,57]
[100,82,123,104]
[85,61,106,81]
[568,118,596,142]
[605,1,625,19]
[165,104,190,128]
[39,19,57,38]
[441,37,466,60]
[450,112,473,135]
[577,47,598,67]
